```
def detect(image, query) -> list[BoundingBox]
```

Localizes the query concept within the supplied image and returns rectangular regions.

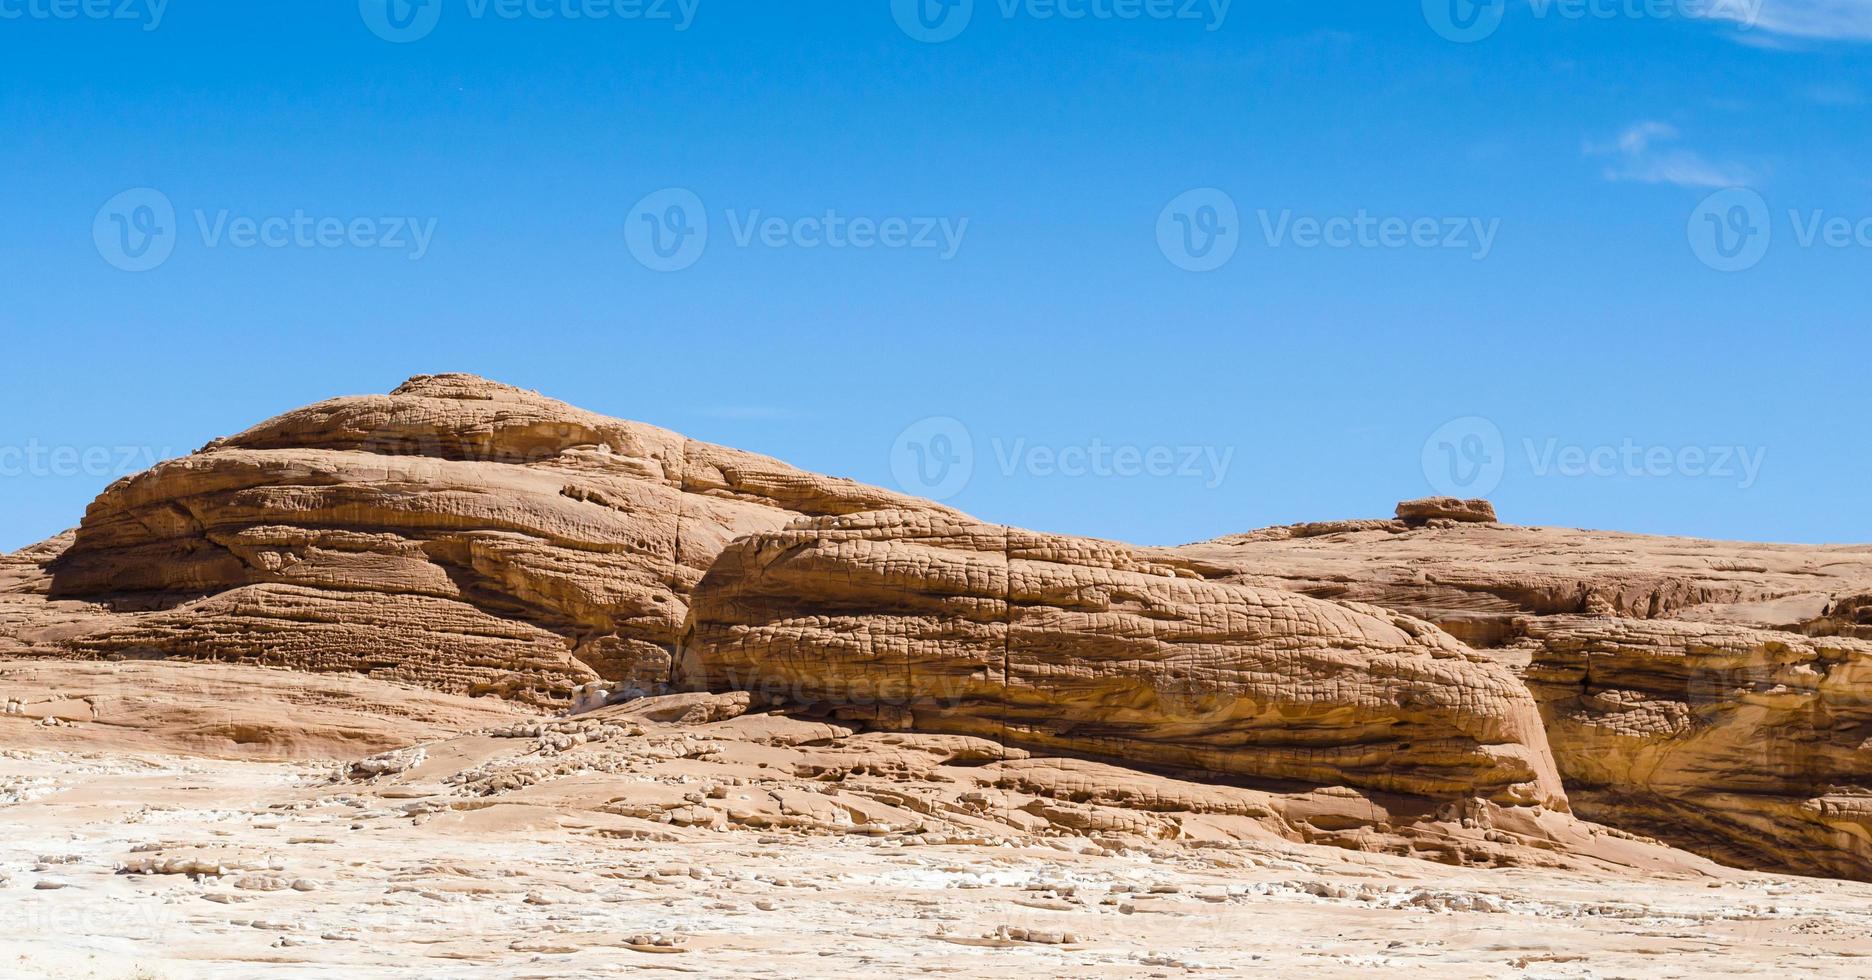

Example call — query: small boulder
[1396,497,1497,524]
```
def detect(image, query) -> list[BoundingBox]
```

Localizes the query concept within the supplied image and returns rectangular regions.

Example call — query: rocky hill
[6,377,1872,889]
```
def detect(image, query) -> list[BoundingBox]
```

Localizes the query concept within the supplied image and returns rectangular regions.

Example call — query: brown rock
[1524,615,1872,880]
[1170,518,1872,880]
[31,375,953,706]
[1395,497,1498,524]
[679,509,1566,810]
[1171,521,1872,647]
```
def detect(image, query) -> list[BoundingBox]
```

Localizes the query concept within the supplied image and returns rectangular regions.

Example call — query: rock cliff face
[680,510,1566,810]
[1524,616,1872,881]
[29,375,952,705]
[1172,517,1872,878]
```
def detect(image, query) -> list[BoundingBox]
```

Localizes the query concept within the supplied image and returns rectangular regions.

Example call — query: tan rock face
[1524,615,1872,881]
[34,375,952,705]
[1172,519,1872,879]
[679,510,1566,810]
[1395,496,1497,524]
[1173,521,1872,647]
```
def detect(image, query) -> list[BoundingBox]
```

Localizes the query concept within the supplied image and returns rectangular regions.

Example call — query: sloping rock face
[679,510,1566,811]
[33,375,952,705]
[1524,616,1872,881]
[1173,516,1872,879]
[1173,519,1872,648]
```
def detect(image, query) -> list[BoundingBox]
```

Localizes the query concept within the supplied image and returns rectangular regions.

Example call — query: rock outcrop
[680,510,1566,810]
[1172,517,1872,879]
[13,376,1872,885]
[1173,520,1872,648]
[1524,615,1872,881]
[27,375,953,705]
[1395,496,1497,524]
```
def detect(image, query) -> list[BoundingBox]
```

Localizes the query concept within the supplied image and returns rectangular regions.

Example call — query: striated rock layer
[28,375,953,706]
[680,510,1566,811]
[1524,615,1872,881]
[1172,513,1872,879]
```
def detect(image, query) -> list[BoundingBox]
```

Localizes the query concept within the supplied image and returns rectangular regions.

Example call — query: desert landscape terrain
[5,375,1871,978]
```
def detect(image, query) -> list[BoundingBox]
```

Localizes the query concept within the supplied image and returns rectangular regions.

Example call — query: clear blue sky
[4,0,1869,552]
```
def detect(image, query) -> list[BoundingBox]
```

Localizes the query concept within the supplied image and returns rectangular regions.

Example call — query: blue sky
[2,0,1869,551]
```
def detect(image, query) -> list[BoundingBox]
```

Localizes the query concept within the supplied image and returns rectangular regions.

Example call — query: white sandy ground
[5,743,1872,979]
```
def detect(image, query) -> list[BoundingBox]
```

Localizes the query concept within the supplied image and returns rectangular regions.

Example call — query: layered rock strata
[30,375,952,705]
[680,510,1566,810]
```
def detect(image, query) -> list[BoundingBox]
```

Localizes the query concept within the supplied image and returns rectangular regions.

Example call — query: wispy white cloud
[1698,0,1872,42]
[1584,122,1753,189]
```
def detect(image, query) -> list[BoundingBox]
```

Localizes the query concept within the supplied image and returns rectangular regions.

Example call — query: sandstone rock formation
[1524,616,1872,881]
[1173,516,1872,647]
[1172,510,1872,879]
[11,380,1872,888]
[680,509,1565,810]
[1395,496,1497,524]
[21,375,952,705]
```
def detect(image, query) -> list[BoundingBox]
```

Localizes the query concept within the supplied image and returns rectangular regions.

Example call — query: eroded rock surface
[1396,496,1497,524]
[680,510,1566,811]
[1524,616,1872,881]
[1173,520,1872,647]
[25,375,952,705]
[1172,517,1872,879]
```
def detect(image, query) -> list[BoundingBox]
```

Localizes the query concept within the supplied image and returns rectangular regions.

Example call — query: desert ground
[5,660,1872,979]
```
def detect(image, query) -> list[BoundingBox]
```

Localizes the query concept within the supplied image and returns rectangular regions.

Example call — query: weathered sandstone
[680,509,1565,810]
[1523,615,1872,881]
[1172,512,1872,878]
[1395,496,1497,524]
[27,375,952,705]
